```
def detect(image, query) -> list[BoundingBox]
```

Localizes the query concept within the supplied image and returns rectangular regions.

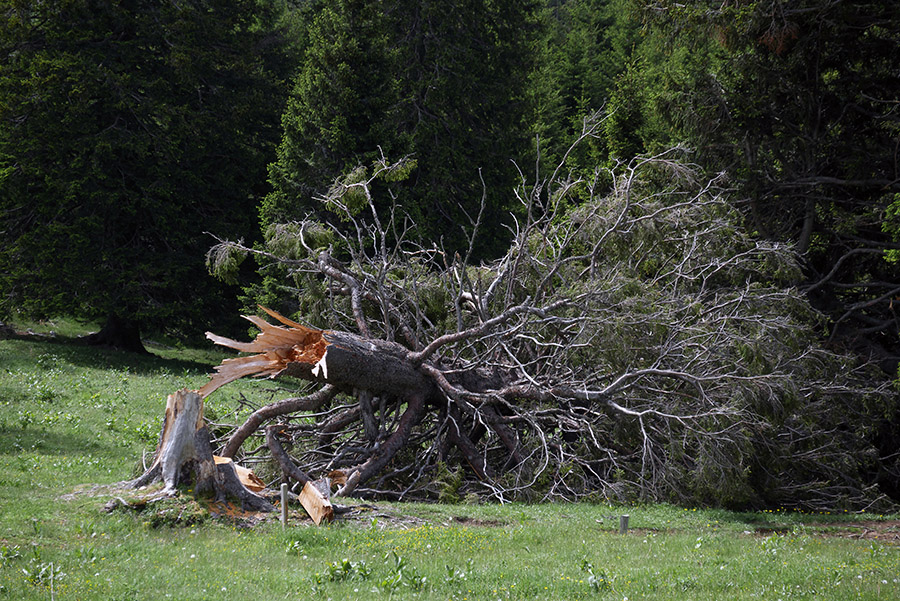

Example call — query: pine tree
[264,0,540,259]
[0,0,289,346]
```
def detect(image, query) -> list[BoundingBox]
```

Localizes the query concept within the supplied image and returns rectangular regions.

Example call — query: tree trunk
[131,389,273,512]
[200,308,436,401]
[200,307,490,495]
[85,313,148,354]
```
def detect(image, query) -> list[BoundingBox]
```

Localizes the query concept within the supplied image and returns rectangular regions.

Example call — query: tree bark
[336,394,426,496]
[200,306,436,401]
[85,313,148,354]
[266,424,313,485]
[131,389,273,511]
[201,308,445,495]
[220,385,337,458]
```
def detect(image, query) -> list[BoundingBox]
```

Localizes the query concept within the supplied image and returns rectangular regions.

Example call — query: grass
[1,318,899,600]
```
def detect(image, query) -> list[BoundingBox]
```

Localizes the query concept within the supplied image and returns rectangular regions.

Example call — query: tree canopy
[618,0,900,365]
[264,0,540,259]
[0,0,289,344]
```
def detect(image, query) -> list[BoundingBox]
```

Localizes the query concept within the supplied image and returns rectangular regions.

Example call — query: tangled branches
[206,141,896,510]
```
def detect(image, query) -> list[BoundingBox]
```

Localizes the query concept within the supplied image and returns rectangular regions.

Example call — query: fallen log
[199,306,435,401]
[200,307,444,496]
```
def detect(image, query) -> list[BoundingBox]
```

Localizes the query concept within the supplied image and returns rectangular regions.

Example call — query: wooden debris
[199,306,327,397]
[200,306,434,401]
[298,480,334,525]
[213,456,265,492]
[202,306,435,498]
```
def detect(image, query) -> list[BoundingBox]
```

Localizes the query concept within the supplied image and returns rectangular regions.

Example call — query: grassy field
[1,319,898,600]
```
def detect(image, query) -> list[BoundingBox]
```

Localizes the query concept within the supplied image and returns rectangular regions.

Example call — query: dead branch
[199,142,896,510]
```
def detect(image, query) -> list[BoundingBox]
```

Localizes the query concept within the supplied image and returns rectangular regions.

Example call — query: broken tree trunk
[199,307,442,495]
[199,307,435,401]
[131,389,273,512]
[199,307,519,497]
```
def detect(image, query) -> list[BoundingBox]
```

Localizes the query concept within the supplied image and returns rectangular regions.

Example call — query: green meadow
[1,321,898,600]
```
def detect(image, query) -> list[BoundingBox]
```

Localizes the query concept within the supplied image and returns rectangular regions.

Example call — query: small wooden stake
[280,482,288,528]
[619,514,629,535]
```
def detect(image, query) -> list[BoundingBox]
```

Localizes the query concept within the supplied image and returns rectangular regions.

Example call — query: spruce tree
[264,0,540,259]
[0,0,289,346]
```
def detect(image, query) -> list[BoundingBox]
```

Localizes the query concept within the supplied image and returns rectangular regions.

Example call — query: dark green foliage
[263,0,401,226]
[264,0,540,259]
[625,0,900,357]
[530,0,642,169]
[0,0,290,338]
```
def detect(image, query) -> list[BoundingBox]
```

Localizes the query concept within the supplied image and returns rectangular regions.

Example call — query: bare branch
[199,140,894,509]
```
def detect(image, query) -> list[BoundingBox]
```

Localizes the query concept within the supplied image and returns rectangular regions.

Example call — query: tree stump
[131,389,273,512]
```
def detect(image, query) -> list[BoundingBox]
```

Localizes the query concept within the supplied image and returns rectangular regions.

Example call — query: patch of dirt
[59,482,134,502]
[450,515,506,527]
[808,520,900,543]
[207,501,269,528]
[752,520,900,543]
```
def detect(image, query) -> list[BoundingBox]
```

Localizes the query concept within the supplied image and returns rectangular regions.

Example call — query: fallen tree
[202,136,897,509]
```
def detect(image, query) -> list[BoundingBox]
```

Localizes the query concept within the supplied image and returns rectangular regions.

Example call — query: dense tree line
[0,0,292,347]
[264,0,540,259]
[625,0,900,371]
[2,0,898,507]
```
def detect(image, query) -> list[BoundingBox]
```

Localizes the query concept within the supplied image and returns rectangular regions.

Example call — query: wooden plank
[299,481,334,525]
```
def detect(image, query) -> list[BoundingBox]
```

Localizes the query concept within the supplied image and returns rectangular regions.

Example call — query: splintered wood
[299,480,334,525]
[213,456,265,492]
[148,389,216,493]
[199,306,329,397]
[130,389,274,512]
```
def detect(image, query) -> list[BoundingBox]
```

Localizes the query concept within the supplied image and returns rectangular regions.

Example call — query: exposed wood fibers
[199,306,329,398]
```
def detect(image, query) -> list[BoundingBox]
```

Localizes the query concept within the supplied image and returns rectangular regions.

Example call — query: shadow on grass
[2,330,223,376]
[0,423,135,461]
